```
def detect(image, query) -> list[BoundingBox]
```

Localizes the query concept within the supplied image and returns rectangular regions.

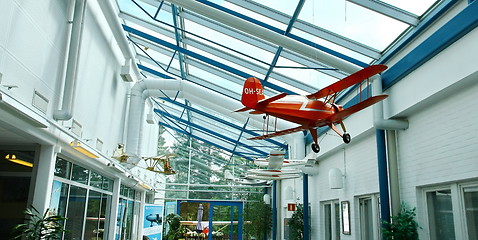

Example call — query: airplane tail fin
[241,77,265,108]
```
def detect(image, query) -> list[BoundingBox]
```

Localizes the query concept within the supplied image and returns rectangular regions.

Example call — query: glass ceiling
[115,0,446,187]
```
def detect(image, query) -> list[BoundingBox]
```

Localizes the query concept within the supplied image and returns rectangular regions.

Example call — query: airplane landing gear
[343,133,351,143]
[311,143,320,153]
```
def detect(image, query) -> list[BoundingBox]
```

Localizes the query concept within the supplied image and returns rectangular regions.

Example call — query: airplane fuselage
[253,95,339,127]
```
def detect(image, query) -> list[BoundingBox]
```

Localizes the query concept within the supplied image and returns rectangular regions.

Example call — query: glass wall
[50,157,113,240]
[116,184,140,240]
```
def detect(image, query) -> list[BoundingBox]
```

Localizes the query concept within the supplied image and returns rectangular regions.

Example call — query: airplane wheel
[343,133,351,144]
[311,143,320,153]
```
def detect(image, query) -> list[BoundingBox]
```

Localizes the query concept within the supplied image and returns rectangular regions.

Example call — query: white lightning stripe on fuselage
[299,101,334,113]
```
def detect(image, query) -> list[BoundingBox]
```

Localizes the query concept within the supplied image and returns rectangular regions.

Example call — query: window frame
[322,199,341,240]
[421,181,478,240]
[357,194,381,240]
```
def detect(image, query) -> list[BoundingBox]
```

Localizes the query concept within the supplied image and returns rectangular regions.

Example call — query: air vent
[146,113,155,124]
[71,120,82,137]
[32,90,49,114]
[96,138,103,152]
[120,65,133,82]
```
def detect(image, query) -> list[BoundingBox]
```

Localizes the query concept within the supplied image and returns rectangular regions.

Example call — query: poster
[143,204,164,240]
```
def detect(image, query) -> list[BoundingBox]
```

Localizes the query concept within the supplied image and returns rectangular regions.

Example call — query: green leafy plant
[382,202,420,240]
[288,204,305,240]
[243,199,272,240]
[164,213,187,240]
[11,206,67,240]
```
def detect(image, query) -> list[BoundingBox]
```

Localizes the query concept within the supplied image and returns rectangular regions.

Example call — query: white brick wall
[398,76,478,206]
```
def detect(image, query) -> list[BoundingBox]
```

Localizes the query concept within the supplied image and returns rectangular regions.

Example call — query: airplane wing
[234,93,286,112]
[327,95,388,123]
[248,126,305,140]
[306,64,387,100]
[256,92,288,107]
[234,106,251,112]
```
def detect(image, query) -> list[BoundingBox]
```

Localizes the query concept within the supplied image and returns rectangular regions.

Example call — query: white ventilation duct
[54,0,87,120]
[96,0,141,81]
[373,75,409,130]
[124,78,298,167]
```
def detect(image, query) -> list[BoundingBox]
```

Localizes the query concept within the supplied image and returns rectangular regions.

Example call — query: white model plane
[244,150,317,180]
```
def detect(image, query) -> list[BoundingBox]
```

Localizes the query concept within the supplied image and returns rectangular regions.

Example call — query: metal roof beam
[155,108,269,156]
[225,0,381,59]
[123,24,297,94]
[160,97,287,148]
[121,10,316,93]
[133,0,348,80]
[347,0,420,26]
[264,0,305,82]
[163,0,364,73]
[159,122,253,160]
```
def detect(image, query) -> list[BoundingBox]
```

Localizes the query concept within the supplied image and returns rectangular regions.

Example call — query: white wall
[0,0,158,186]
[275,2,478,239]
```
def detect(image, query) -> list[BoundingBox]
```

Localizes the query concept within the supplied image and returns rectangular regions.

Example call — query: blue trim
[123,25,296,94]
[376,129,390,232]
[378,0,458,65]
[160,97,287,149]
[154,108,269,156]
[195,0,367,67]
[171,5,187,79]
[382,0,478,89]
[231,118,250,159]
[303,173,309,240]
[272,181,277,240]
[137,64,175,79]
[176,200,244,240]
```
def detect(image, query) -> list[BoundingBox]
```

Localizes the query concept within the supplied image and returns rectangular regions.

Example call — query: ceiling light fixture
[70,140,99,158]
[5,154,33,168]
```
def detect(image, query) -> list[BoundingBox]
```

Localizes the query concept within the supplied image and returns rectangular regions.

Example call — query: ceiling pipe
[373,75,409,130]
[96,0,141,81]
[54,0,87,120]
[163,0,362,74]
[124,78,296,168]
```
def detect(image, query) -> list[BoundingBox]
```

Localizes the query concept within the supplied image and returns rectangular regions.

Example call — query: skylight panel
[380,0,440,16]
[117,0,174,26]
[183,19,275,66]
[247,0,302,17]
[298,0,409,51]
[187,65,243,94]
[220,1,291,30]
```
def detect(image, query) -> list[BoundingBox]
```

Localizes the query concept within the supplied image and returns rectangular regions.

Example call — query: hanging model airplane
[245,150,316,180]
[236,64,388,153]
[143,154,177,175]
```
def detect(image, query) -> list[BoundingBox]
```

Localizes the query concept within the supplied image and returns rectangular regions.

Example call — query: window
[463,187,478,240]
[323,200,341,240]
[358,195,381,240]
[426,189,455,240]
[423,183,478,240]
[50,157,113,240]
[117,185,140,240]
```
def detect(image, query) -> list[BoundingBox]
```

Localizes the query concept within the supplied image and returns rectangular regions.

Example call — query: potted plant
[382,202,420,240]
[11,206,67,240]
[288,204,305,240]
[164,213,187,240]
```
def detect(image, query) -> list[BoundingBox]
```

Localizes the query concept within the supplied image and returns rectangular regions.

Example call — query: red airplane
[236,64,388,153]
